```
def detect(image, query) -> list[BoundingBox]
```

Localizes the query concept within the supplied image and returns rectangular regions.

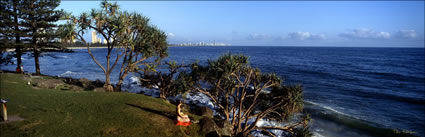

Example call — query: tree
[0,0,29,71]
[186,53,311,137]
[57,13,76,44]
[139,61,191,99]
[71,0,167,91]
[115,12,168,91]
[20,0,63,75]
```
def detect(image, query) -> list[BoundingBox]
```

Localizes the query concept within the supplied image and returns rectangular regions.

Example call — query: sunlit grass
[0,72,203,137]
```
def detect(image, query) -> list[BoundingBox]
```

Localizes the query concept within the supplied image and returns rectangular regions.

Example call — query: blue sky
[58,1,424,47]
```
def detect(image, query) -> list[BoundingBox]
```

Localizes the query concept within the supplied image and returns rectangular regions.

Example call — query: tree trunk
[16,47,22,68]
[104,73,114,91]
[115,81,122,92]
[159,92,166,99]
[34,47,40,75]
[116,72,128,92]
[13,2,22,74]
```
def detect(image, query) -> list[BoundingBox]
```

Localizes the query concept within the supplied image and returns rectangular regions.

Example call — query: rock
[78,78,91,88]
[200,117,220,137]
[235,132,254,137]
[36,79,65,89]
[94,79,104,87]
[93,87,105,92]
[79,78,95,90]
[69,85,82,91]
[206,131,220,137]
[195,106,213,118]
[214,119,233,137]
[104,85,114,92]
[220,122,233,137]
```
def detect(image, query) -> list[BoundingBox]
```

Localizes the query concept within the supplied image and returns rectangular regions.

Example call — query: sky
[58,1,424,47]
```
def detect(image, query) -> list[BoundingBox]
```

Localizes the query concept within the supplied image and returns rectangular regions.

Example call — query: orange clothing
[16,67,21,73]
[176,120,191,126]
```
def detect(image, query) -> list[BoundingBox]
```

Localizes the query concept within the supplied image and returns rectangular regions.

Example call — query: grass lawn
[0,72,203,137]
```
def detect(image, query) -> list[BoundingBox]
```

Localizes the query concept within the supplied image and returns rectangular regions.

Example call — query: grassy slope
[0,72,202,137]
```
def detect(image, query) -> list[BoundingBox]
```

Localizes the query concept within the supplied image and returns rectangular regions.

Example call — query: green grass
[0,72,203,137]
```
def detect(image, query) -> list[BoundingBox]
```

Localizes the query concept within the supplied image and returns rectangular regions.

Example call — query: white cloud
[247,33,271,40]
[339,28,391,39]
[167,32,175,37]
[285,32,327,40]
[394,30,416,39]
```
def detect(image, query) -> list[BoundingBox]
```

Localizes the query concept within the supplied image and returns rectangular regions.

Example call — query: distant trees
[180,53,311,137]
[71,0,167,91]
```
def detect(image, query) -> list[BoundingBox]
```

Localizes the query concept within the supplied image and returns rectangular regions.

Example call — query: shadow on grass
[125,103,176,121]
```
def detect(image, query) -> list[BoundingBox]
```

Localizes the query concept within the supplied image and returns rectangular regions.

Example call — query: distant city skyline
[58,1,424,47]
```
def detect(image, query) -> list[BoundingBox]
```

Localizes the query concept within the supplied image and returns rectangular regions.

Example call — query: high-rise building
[91,31,98,43]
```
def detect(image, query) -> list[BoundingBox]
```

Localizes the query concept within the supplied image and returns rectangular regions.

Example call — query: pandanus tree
[185,53,312,137]
[115,11,168,91]
[70,0,167,91]
[139,61,191,99]
[57,16,76,44]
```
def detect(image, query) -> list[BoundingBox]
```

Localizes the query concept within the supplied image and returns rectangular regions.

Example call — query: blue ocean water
[1,46,424,137]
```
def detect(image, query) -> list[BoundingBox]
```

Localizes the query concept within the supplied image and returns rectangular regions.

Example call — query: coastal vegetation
[0,0,65,75]
[1,0,313,136]
[139,61,191,99]
[0,0,25,72]
[0,72,203,137]
[68,1,168,92]
[142,53,313,136]
[185,54,311,137]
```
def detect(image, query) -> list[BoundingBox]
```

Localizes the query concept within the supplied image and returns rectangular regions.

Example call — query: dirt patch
[19,120,42,130]
[0,115,25,124]
[102,127,122,135]
[61,112,72,124]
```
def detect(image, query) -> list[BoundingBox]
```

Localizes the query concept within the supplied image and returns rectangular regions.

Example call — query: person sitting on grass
[176,100,191,126]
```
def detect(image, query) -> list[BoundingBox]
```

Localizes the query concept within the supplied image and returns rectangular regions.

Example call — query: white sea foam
[305,101,345,115]
[64,70,73,74]
[58,71,74,77]
[58,56,69,58]
[130,76,140,85]
[312,132,326,137]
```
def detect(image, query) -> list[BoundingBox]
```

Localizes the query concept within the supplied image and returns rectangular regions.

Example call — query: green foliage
[186,53,310,137]
[139,61,191,99]
[256,85,304,121]
[57,20,76,43]
[0,0,32,69]
[69,0,168,91]
[7,0,65,75]
[292,127,313,137]
[20,0,63,46]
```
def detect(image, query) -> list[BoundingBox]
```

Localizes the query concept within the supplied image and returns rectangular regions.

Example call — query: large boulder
[79,78,95,90]
[220,122,233,137]
[36,79,65,89]
[194,106,214,118]
[200,117,220,137]
[215,119,233,137]
[68,85,83,91]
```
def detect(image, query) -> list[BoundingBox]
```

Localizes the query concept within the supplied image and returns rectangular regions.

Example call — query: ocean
[1,46,424,137]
